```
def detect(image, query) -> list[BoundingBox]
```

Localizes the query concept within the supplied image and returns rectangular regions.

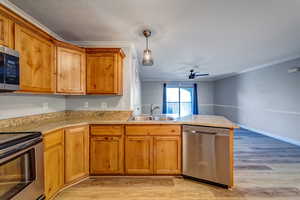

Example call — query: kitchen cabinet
[43,129,64,200]
[90,125,124,174]
[125,125,181,175]
[86,48,125,95]
[56,45,86,94]
[125,136,153,174]
[0,13,13,48]
[153,136,181,174]
[15,23,55,93]
[64,125,89,184]
[90,136,124,174]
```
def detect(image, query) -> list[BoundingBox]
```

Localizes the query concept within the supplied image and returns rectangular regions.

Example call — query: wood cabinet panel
[125,125,181,136]
[56,46,86,94]
[90,136,124,174]
[64,125,89,183]
[43,129,64,149]
[0,13,13,48]
[15,23,55,93]
[153,136,181,174]
[44,130,64,200]
[90,125,123,136]
[86,48,124,95]
[125,136,153,174]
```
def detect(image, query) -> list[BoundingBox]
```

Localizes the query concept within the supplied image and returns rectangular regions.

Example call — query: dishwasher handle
[185,130,216,135]
[184,130,229,137]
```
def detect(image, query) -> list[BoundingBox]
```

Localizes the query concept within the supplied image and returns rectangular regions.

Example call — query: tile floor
[56,128,300,200]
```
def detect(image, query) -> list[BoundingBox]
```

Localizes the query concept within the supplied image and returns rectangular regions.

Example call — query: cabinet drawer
[125,125,181,136]
[43,129,64,149]
[91,125,123,136]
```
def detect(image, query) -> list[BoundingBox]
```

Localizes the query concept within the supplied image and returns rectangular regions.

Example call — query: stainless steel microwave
[0,45,20,92]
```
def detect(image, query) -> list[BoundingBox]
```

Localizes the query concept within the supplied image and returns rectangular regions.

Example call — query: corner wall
[214,58,300,144]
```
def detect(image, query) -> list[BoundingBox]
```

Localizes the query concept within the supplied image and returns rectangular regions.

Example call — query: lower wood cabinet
[125,136,153,174]
[90,125,124,174]
[44,129,64,200]
[90,136,124,174]
[153,136,181,174]
[64,125,89,183]
[124,125,182,175]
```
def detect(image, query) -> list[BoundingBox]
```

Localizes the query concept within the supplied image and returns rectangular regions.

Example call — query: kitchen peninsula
[0,111,237,200]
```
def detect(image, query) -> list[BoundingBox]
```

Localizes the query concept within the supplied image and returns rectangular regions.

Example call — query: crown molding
[0,0,65,41]
[238,55,300,74]
[71,41,137,59]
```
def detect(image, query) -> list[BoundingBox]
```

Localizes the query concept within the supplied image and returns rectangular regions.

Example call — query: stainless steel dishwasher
[182,125,231,187]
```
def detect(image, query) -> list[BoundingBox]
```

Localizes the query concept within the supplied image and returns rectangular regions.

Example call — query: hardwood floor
[55,128,300,200]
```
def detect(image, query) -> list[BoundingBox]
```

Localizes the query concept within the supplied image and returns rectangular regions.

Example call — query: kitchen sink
[130,115,176,121]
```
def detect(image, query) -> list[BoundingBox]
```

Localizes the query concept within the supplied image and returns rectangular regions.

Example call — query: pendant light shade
[142,29,154,66]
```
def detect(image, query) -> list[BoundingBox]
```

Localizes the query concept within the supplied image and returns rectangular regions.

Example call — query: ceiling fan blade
[195,73,209,77]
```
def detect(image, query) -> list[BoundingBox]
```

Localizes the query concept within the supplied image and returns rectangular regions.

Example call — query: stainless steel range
[0,132,45,200]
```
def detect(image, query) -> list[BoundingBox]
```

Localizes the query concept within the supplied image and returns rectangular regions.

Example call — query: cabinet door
[0,14,13,48]
[44,130,64,200]
[86,53,116,94]
[56,47,86,94]
[15,24,55,93]
[64,125,89,183]
[153,136,181,174]
[90,136,124,174]
[125,136,153,174]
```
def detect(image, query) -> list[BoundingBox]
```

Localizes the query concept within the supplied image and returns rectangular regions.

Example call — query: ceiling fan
[188,69,209,79]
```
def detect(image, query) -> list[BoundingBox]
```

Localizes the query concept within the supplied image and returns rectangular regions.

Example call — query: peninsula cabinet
[90,125,124,174]
[64,125,89,183]
[15,24,55,93]
[153,136,181,174]
[86,48,125,95]
[125,136,153,174]
[124,125,182,175]
[56,45,86,94]
[0,13,13,48]
[43,129,64,200]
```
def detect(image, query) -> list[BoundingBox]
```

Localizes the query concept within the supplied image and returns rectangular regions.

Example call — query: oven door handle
[0,137,42,160]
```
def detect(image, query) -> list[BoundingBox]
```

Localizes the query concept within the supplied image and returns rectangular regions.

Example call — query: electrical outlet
[101,102,107,109]
[42,102,49,111]
[84,102,89,108]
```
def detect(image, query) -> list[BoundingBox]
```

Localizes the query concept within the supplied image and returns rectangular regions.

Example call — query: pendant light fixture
[142,29,154,66]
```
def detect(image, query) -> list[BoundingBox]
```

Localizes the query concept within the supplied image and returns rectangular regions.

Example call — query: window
[166,87,193,117]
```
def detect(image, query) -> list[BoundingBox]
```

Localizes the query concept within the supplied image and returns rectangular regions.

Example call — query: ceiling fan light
[142,49,154,66]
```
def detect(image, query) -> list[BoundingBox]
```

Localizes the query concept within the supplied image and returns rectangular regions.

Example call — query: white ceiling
[8,0,300,81]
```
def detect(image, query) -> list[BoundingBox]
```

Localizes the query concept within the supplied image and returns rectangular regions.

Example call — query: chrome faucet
[150,104,160,115]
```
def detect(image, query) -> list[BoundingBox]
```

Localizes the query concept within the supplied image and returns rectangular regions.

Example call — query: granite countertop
[0,114,238,135]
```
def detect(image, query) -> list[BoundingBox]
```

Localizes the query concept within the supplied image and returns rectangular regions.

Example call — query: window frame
[166,85,193,117]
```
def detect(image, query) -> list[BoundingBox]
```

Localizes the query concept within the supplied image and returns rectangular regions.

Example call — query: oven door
[0,140,44,200]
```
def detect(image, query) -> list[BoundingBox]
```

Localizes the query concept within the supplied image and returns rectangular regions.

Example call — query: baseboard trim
[237,124,300,147]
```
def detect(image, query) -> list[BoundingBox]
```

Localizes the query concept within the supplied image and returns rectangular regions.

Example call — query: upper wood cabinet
[15,24,55,93]
[64,125,89,184]
[86,48,125,95]
[0,13,13,48]
[56,44,86,94]
[43,129,64,200]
